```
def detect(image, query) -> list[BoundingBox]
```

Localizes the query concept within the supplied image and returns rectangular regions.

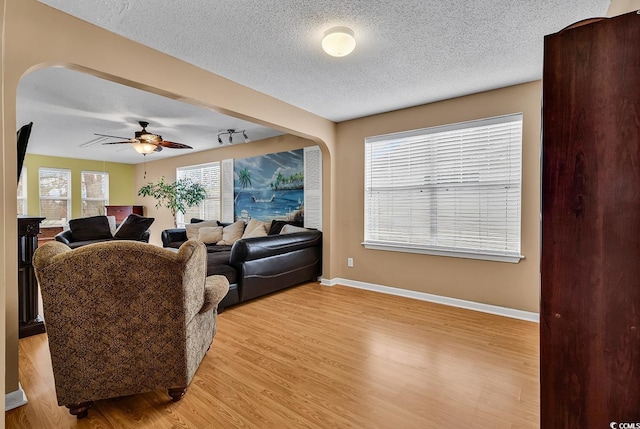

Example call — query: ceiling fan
[95,121,193,155]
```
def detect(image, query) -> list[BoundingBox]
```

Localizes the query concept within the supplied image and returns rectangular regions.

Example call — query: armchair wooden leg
[168,387,188,402]
[66,401,94,419]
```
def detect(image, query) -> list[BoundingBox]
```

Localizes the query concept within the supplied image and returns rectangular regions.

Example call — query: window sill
[362,242,524,263]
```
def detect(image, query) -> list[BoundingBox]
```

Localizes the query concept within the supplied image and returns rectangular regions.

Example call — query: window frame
[81,170,110,217]
[363,113,524,263]
[176,162,221,227]
[38,167,72,226]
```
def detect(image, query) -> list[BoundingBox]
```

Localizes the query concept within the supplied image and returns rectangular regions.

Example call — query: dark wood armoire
[541,11,640,428]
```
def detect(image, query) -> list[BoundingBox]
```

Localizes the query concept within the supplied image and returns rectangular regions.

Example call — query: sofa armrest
[139,230,151,243]
[54,229,73,245]
[161,228,187,247]
[229,230,322,265]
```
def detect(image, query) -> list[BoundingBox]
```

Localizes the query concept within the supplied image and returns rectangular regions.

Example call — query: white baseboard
[320,277,539,323]
[5,383,28,411]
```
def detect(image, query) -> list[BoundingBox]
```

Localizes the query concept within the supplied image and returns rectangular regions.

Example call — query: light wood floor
[5,283,539,429]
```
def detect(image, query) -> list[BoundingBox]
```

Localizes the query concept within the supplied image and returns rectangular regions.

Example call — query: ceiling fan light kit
[322,27,356,57]
[132,142,158,154]
[97,121,193,156]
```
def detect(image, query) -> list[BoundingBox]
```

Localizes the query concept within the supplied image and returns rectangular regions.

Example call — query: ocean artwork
[234,149,304,223]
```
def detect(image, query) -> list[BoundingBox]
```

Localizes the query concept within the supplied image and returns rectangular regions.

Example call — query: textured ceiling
[22,0,611,163]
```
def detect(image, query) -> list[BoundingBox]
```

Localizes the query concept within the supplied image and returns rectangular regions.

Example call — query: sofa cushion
[280,224,308,234]
[198,226,223,244]
[205,251,237,284]
[186,220,219,240]
[114,214,155,240]
[217,220,245,245]
[68,216,112,241]
[66,238,114,249]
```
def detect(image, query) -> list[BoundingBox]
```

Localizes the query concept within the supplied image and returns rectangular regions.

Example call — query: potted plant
[138,176,206,226]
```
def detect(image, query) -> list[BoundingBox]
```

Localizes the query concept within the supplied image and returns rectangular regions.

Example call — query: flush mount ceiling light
[217,129,250,144]
[322,27,356,57]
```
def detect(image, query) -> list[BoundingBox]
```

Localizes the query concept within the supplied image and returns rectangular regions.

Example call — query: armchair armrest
[54,229,73,245]
[161,228,187,247]
[199,275,230,314]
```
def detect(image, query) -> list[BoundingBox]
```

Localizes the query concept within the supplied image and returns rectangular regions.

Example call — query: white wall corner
[322,277,539,323]
[5,383,28,411]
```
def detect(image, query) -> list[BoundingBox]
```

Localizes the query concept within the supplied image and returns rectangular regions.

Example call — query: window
[17,167,27,215]
[81,171,109,217]
[39,168,71,225]
[176,162,221,226]
[364,113,523,263]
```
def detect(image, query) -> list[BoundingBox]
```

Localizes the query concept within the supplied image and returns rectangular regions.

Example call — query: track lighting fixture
[217,129,250,145]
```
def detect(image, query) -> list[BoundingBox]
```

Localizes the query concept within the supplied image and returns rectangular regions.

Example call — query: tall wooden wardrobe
[541,11,640,428]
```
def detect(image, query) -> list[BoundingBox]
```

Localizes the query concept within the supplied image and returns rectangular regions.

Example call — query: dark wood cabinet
[18,216,46,338]
[541,12,640,428]
[105,205,143,224]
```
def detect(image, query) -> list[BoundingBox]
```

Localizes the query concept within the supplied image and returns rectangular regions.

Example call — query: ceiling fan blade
[102,141,136,145]
[94,133,131,140]
[160,140,193,149]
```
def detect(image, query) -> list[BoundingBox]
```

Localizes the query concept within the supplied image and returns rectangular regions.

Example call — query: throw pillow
[268,220,303,235]
[69,216,112,241]
[114,214,155,240]
[198,226,223,244]
[242,219,270,238]
[280,224,308,235]
[185,220,219,240]
[216,220,245,245]
[243,224,268,238]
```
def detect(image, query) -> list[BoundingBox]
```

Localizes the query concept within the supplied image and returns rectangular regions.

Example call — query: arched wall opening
[2,0,336,401]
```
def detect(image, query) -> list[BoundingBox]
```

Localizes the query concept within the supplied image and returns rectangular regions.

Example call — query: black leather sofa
[161,226,322,310]
[55,214,153,249]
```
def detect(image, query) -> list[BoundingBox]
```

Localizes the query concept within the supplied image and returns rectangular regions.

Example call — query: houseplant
[138,176,206,226]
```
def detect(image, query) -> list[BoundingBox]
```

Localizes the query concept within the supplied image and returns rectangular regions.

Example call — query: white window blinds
[17,167,27,216]
[81,171,109,217]
[176,162,221,225]
[364,113,523,263]
[39,167,71,226]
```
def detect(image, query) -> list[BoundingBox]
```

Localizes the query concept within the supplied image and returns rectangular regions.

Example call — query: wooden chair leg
[66,401,94,419]
[168,387,187,402]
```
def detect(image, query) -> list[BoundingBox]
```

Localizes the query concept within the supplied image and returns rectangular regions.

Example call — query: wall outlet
[347,257,354,267]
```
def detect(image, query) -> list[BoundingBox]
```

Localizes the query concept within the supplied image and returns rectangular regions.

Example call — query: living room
[3,0,639,428]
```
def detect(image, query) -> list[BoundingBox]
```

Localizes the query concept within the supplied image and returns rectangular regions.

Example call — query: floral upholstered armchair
[33,239,229,418]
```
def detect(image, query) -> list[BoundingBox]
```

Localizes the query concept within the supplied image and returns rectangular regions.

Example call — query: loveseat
[161,219,322,309]
[55,214,153,248]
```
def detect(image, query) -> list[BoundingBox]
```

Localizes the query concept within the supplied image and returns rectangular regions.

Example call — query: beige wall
[335,82,542,313]
[134,134,317,246]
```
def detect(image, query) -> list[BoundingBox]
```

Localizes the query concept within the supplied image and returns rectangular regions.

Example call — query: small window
[81,171,109,217]
[39,168,71,225]
[17,167,27,215]
[364,113,523,263]
[176,162,221,226]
